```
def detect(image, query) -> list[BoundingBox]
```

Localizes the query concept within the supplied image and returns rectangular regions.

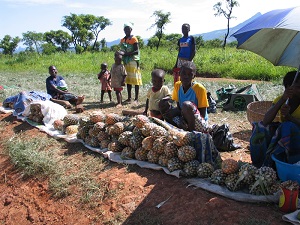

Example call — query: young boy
[160,61,210,133]
[97,62,112,103]
[110,51,127,107]
[143,69,171,119]
[173,23,196,84]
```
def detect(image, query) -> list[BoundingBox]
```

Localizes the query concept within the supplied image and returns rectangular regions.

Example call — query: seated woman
[250,71,300,167]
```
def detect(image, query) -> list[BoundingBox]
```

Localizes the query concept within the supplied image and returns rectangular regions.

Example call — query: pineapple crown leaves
[250,177,269,196]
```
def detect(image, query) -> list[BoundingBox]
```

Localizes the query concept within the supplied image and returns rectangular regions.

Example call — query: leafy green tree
[44,30,72,52]
[41,43,57,55]
[195,35,205,50]
[149,10,171,50]
[136,36,144,48]
[89,16,112,50]
[0,35,21,55]
[110,44,120,52]
[213,0,239,48]
[62,13,111,53]
[22,31,44,53]
[205,39,223,48]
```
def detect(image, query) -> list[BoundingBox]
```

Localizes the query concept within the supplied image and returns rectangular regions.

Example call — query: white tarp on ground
[0,106,279,203]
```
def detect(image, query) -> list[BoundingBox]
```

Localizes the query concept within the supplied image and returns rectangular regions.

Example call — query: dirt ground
[0,91,290,225]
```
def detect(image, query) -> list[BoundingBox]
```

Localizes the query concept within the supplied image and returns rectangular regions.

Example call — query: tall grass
[0,47,289,103]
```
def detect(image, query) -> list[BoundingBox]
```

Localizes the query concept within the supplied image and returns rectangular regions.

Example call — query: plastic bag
[211,124,240,152]
[207,92,216,113]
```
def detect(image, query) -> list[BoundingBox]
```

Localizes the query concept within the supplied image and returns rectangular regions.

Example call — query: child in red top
[97,62,112,103]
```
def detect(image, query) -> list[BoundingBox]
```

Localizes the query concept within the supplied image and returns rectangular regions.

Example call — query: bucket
[279,180,299,213]
[173,68,180,85]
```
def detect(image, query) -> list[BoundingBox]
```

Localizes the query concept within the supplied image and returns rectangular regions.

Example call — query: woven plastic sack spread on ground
[22,100,67,128]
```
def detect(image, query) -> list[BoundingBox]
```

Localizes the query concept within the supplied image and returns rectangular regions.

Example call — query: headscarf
[124,22,134,29]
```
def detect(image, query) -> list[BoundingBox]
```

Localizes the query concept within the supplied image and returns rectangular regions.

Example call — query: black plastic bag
[211,124,240,152]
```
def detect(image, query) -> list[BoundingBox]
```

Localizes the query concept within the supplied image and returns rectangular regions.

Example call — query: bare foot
[76,95,85,105]
[116,104,122,108]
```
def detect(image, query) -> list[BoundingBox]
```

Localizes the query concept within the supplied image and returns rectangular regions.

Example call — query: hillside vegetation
[0,46,291,102]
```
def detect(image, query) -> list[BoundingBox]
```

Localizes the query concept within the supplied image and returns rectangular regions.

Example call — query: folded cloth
[282,209,300,225]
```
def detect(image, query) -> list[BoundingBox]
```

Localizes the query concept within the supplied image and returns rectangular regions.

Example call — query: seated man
[159,61,211,133]
[46,65,84,106]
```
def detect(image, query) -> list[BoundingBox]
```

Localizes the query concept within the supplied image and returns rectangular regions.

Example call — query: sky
[0,0,299,44]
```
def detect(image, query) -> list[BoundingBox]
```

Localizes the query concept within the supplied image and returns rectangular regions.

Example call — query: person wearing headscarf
[120,22,142,104]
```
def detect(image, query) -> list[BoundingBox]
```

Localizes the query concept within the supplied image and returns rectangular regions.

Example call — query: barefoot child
[110,51,127,107]
[143,69,171,119]
[97,62,112,103]
[160,61,210,133]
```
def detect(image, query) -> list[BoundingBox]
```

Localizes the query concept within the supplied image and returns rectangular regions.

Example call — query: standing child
[143,69,171,119]
[173,23,196,85]
[110,51,127,107]
[97,62,112,103]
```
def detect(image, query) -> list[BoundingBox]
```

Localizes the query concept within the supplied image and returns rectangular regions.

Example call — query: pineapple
[132,114,150,128]
[100,139,111,149]
[88,127,99,138]
[152,137,168,155]
[164,142,178,159]
[105,113,122,125]
[141,122,157,137]
[110,122,124,136]
[221,159,239,174]
[65,125,79,135]
[97,131,109,142]
[84,136,100,147]
[171,130,193,147]
[167,157,184,172]
[79,116,92,127]
[53,119,64,131]
[63,114,79,126]
[237,163,257,186]
[225,173,243,192]
[197,163,214,178]
[89,111,106,123]
[182,160,200,177]
[249,166,277,195]
[150,125,167,138]
[135,147,148,161]
[147,150,160,164]
[158,154,169,167]
[77,126,90,139]
[129,134,143,150]
[93,122,106,132]
[210,169,227,185]
[177,146,197,162]
[141,136,154,151]
[121,147,135,159]
[118,131,132,146]
[108,140,124,152]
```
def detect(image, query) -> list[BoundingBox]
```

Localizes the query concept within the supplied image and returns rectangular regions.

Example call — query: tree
[0,35,21,55]
[44,30,72,52]
[149,10,171,50]
[22,31,44,53]
[136,36,145,48]
[195,36,205,50]
[62,13,111,53]
[213,0,239,48]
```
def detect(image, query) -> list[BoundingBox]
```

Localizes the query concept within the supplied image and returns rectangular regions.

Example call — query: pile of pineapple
[52,111,280,196]
[27,103,44,123]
